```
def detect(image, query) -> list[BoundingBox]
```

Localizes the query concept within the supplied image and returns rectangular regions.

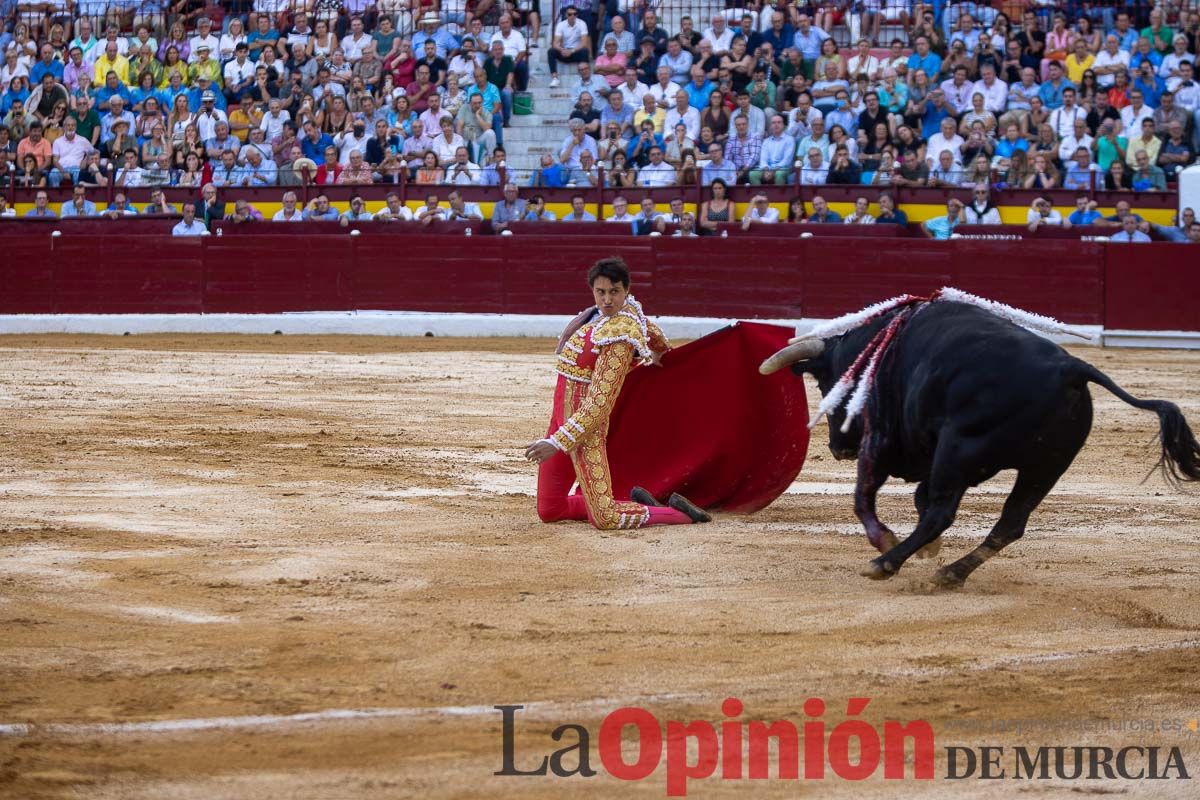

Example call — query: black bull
[761,301,1200,588]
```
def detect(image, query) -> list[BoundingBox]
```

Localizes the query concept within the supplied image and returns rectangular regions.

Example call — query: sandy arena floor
[0,334,1197,799]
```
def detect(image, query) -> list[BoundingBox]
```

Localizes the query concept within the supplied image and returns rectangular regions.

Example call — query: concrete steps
[503,62,585,180]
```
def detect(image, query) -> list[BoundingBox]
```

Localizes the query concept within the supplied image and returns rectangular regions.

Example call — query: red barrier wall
[1,234,1196,332]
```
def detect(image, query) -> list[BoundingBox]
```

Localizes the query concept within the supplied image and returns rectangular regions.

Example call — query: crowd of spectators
[0,2,1197,211]
[1,0,537,191]
[529,1,1199,190]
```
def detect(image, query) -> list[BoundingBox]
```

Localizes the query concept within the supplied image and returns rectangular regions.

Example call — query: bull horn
[759,338,825,375]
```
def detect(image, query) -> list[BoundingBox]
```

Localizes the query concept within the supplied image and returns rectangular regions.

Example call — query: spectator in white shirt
[1119,90,1154,132]
[259,98,291,141]
[741,194,780,229]
[638,145,676,186]
[340,16,371,62]
[172,203,208,236]
[187,17,220,65]
[1026,197,1066,230]
[1093,35,1130,89]
[971,64,1008,114]
[925,117,965,168]
[664,91,700,141]
[701,14,735,56]
[272,191,305,221]
[606,195,635,222]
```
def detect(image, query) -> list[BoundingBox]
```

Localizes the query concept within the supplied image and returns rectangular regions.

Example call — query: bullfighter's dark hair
[588,257,631,289]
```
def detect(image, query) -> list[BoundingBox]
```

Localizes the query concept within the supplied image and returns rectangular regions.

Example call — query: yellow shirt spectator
[633,107,666,135]
[189,55,223,88]
[92,50,131,87]
[1065,51,1095,85]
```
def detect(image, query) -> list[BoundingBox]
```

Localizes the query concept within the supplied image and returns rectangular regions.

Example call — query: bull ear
[759,338,825,375]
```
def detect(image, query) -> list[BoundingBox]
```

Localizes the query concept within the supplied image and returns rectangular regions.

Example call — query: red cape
[604,321,810,513]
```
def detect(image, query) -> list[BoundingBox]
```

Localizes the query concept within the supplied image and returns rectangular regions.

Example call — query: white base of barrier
[0,312,1116,346]
[1102,330,1200,350]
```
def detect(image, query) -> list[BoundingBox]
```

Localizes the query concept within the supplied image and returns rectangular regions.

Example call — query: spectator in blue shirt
[791,14,829,78]
[683,66,714,111]
[24,190,56,217]
[907,36,942,78]
[300,120,335,162]
[95,72,134,112]
[528,153,567,187]
[920,89,953,139]
[922,198,965,239]
[1062,148,1097,191]
[302,194,341,221]
[245,15,280,62]
[1037,62,1075,109]
[29,44,64,84]
[60,186,98,216]
[1067,197,1104,226]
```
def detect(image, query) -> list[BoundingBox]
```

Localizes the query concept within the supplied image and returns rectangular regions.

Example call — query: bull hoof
[861,558,897,580]
[929,567,965,590]
[915,538,943,559]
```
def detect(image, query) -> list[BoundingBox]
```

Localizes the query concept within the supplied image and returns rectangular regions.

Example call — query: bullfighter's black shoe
[668,493,712,523]
[631,486,662,507]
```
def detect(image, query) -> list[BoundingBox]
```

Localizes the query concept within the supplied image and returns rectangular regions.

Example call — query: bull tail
[1074,360,1200,485]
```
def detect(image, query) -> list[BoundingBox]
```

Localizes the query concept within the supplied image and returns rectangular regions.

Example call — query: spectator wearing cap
[189,75,228,114]
[634,37,660,87]
[189,45,223,87]
[188,17,220,65]
[413,14,459,61]
[100,97,136,145]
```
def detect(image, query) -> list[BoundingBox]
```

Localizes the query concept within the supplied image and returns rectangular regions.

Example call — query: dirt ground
[0,334,1197,799]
